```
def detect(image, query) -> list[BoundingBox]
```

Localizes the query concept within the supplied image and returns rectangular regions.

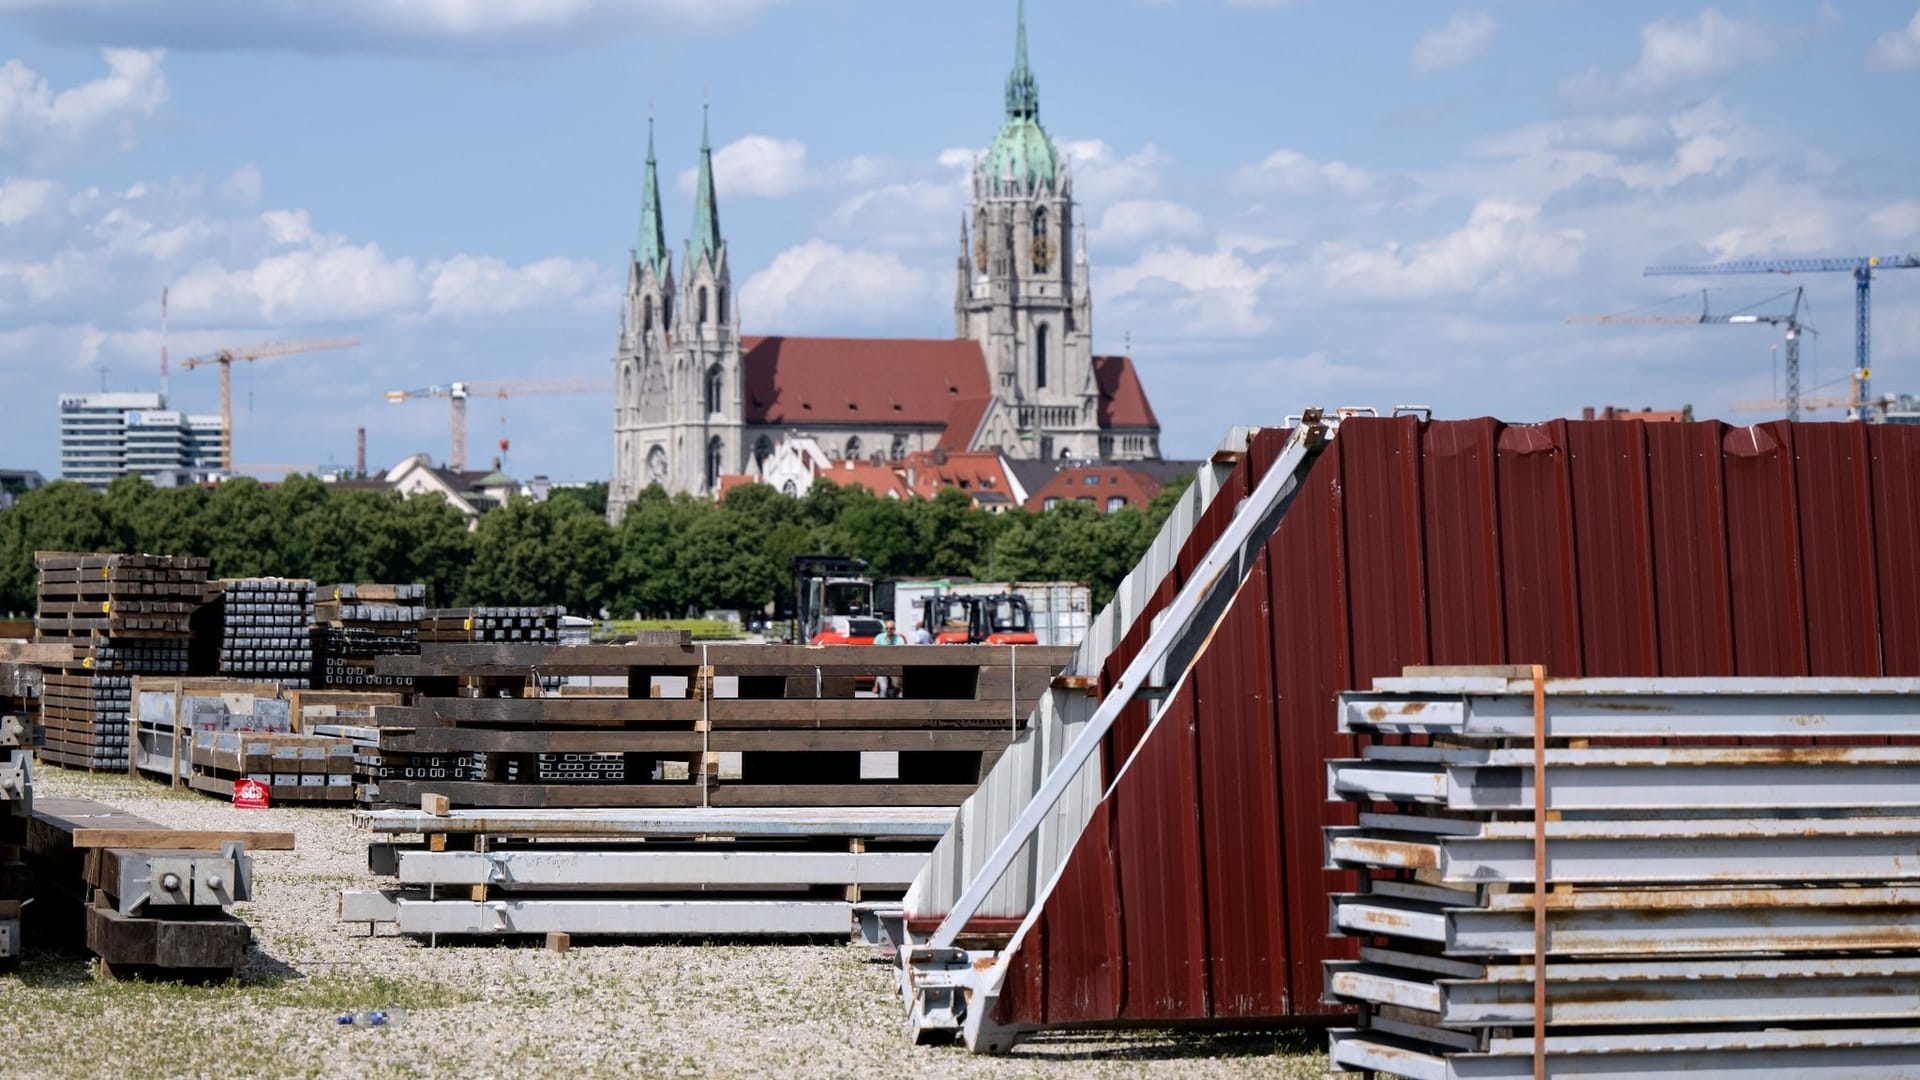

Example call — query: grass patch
[595,618,744,641]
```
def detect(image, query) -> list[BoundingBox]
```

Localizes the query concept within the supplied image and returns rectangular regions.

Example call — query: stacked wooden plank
[313,584,423,690]
[419,606,563,644]
[24,796,292,978]
[188,730,355,803]
[32,553,206,770]
[340,804,956,939]
[1323,672,1920,1079]
[128,679,356,803]
[216,578,315,688]
[366,643,1071,811]
[33,553,210,641]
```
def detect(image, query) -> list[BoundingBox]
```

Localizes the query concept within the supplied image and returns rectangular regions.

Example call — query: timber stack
[313,583,423,690]
[215,578,315,688]
[32,553,207,770]
[130,679,362,804]
[336,641,1069,940]
[1324,671,1920,1078]
[24,796,292,978]
[366,642,1070,810]
[419,606,563,644]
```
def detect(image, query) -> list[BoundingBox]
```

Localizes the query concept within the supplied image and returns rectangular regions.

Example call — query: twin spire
[633,105,724,278]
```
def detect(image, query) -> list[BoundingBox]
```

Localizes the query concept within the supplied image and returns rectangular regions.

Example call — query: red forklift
[791,555,885,645]
[918,591,1040,645]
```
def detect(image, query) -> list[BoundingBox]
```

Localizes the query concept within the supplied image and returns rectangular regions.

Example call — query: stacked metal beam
[313,584,423,689]
[419,606,563,644]
[1,715,28,960]
[1323,672,1920,1079]
[32,553,205,769]
[216,578,314,688]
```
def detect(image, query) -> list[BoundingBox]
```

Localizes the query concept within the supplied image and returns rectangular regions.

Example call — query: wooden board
[375,727,1013,754]
[32,796,295,851]
[377,779,982,810]
[382,642,1074,677]
[0,642,76,664]
[384,696,1039,729]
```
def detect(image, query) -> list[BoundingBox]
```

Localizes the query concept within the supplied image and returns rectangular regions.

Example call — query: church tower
[611,115,676,523]
[673,105,745,495]
[958,0,1100,461]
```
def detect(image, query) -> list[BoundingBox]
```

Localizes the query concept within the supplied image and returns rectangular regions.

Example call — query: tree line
[0,474,1191,618]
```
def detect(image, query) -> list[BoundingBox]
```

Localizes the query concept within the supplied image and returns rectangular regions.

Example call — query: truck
[890,579,1092,647]
[791,555,884,645]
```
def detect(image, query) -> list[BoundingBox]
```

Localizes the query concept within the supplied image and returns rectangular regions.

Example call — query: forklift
[918,590,1039,645]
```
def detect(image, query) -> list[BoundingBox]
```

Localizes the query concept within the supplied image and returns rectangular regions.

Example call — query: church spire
[636,111,667,278]
[691,103,723,265]
[1005,0,1039,121]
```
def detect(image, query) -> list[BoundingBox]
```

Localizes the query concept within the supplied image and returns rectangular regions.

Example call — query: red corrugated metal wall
[994,417,1920,1028]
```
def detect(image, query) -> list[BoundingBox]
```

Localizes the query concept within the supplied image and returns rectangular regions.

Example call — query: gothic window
[782,479,799,497]
[643,298,653,334]
[705,365,724,415]
[1002,221,1016,275]
[889,434,908,460]
[706,436,723,491]
[698,287,709,324]
[1031,207,1051,271]
[845,436,863,461]
[646,445,668,487]
[754,435,774,469]
[1035,324,1049,390]
[1039,435,1053,461]
[718,285,728,324]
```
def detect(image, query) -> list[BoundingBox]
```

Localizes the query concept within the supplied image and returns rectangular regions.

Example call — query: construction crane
[383,377,612,472]
[180,338,358,472]
[1646,254,1920,419]
[1569,288,1817,420]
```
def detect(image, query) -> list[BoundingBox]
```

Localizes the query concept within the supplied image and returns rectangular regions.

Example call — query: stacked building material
[1,715,28,960]
[340,805,953,939]
[419,606,563,644]
[216,578,314,688]
[1322,672,1920,1078]
[366,642,1068,811]
[24,796,292,978]
[188,730,354,803]
[32,553,205,770]
[313,584,423,689]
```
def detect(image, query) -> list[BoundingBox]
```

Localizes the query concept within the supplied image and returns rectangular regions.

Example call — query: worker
[874,619,906,697]
[910,619,933,646]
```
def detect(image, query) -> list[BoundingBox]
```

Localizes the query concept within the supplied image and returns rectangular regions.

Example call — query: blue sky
[1,0,1917,481]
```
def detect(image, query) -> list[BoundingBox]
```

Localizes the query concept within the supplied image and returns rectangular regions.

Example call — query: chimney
[1581,407,1595,421]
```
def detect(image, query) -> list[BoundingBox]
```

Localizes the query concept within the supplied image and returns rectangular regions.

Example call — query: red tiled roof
[1094,355,1157,429]
[935,394,993,452]
[1024,464,1163,513]
[741,337,990,426]
[898,449,1016,503]
[816,460,911,499]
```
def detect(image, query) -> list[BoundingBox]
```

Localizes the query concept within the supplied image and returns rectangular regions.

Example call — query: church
[608,4,1163,519]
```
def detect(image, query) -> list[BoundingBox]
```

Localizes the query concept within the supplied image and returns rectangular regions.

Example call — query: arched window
[698,287,709,324]
[642,298,653,334]
[844,436,863,461]
[706,436,724,491]
[705,365,724,415]
[889,434,908,461]
[717,285,729,324]
[1031,207,1050,271]
[1035,323,1049,390]
[753,435,775,469]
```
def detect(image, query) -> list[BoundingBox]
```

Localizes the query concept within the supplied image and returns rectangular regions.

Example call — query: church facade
[609,6,1161,519]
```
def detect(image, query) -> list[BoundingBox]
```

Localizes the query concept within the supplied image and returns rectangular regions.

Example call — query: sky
[1,0,1918,482]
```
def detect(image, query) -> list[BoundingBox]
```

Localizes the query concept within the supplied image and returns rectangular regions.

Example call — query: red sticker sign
[234,779,271,810]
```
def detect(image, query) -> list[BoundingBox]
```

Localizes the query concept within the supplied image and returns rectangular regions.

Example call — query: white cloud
[1091,200,1205,249]
[1869,201,1920,240]
[677,135,811,199]
[0,0,784,55]
[0,176,59,225]
[1097,242,1276,338]
[218,163,262,204]
[1563,9,1772,98]
[827,180,962,250]
[1305,200,1585,302]
[0,48,167,155]
[1230,148,1375,198]
[738,240,930,330]
[1057,140,1168,206]
[1412,13,1497,73]
[426,254,608,318]
[1868,7,1920,70]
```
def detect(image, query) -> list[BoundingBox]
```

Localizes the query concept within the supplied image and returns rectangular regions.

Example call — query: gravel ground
[3,766,1325,1079]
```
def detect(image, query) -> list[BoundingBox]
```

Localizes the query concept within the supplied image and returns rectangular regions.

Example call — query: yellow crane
[180,338,358,472]
[383,377,613,472]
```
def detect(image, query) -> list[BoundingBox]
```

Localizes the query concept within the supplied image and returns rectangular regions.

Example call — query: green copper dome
[987,117,1057,192]
[985,0,1056,192]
